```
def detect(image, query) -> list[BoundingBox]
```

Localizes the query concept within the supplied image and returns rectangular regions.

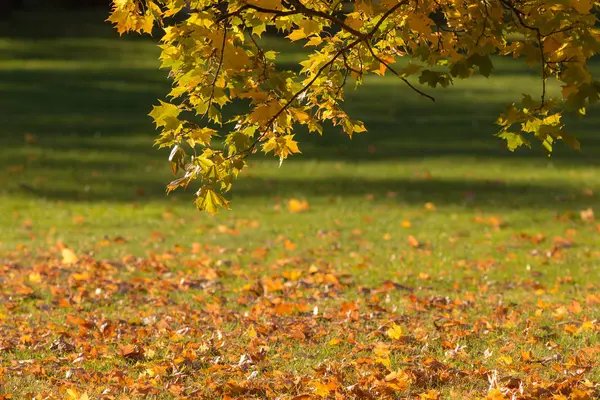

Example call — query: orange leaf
[408,235,420,248]
[288,198,310,213]
[120,344,144,361]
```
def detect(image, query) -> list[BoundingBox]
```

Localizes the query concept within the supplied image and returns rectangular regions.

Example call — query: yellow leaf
[499,355,513,365]
[67,389,79,400]
[113,0,130,9]
[62,248,79,264]
[287,29,306,41]
[407,14,431,34]
[570,389,593,400]
[579,321,594,331]
[195,187,230,215]
[482,389,508,400]
[71,271,91,282]
[571,0,593,14]
[66,390,88,400]
[305,36,323,47]
[311,381,330,397]
[385,370,411,391]
[292,109,311,123]
[28,272,42,283]
[419,390,440,399]
[288,199,310,213]
[247,326,257,338]
[373,342,391,368]
[344,16,364,31]
[387,323,403,340]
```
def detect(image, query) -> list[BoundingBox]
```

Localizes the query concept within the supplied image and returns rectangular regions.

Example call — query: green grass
[1,10,600,400]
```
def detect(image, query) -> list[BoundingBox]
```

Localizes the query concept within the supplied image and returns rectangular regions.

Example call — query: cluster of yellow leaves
[108,0,600,212]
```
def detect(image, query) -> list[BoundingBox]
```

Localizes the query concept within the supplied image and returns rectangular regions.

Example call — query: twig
[365,42,435,102]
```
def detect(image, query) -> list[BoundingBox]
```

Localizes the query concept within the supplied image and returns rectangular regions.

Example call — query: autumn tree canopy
[109,0,600,213]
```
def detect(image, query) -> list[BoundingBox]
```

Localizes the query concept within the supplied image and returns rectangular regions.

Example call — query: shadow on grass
[7,171,596,212]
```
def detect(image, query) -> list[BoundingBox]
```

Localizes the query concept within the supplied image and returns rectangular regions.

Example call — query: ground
[1,10,600,400]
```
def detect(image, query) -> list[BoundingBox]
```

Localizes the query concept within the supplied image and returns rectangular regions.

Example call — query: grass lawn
[1,9,600,400]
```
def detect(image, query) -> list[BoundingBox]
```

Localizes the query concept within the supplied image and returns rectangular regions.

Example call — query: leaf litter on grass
[0,225,599,400]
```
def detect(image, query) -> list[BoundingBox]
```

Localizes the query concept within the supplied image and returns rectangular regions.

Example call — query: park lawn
[1,10,600,400]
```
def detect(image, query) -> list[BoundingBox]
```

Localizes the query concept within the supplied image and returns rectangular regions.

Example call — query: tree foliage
[109,0,600,213]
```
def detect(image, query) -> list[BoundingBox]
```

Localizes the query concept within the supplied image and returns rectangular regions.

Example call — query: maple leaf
[195,187,230,215]
[66,389,89,400]
[311,381,331,398]
[482,389,508,400]
[149,101,181,128]
[386,323,403,340]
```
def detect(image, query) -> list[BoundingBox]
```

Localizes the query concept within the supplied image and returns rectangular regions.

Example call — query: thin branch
[475,1,490,47]
[499,0,548,108]
[202,25,228,119]
[365,42,436,102]
[216,4,298,23]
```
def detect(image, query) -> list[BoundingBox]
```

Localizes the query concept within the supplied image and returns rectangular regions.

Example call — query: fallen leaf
[580,208,594,222]
[62,248,79,264]
[311,381,331,397]
[120,344,144,361]
[408,235,421,248]
[288,198,310,213]
[386,323,403,340]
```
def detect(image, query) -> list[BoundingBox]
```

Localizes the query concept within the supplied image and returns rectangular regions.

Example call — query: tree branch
[203,24,228,119]
[365,42,435,102]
